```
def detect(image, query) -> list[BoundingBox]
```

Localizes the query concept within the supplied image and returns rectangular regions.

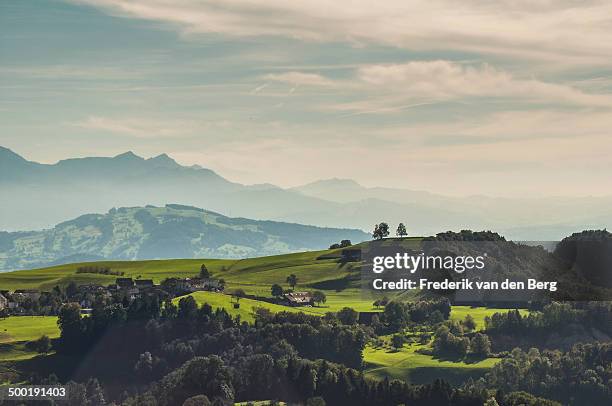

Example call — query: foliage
[463,314,476,332]
[432,325,470,358]
[271,284,284,298]
[483,343,611,405]
[312,291,326,306]
[199,264,210,279]
[391,334,405,349]
[382,299,451,332]
[25,334,52,353]
[336,307,358,325]
[286,274,298,289]
[396,223,407,237]
[469,333,491,357]
[372,223,390,240]
[76,266,124,276]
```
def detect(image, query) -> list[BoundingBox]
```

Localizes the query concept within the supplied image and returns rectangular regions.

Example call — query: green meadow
[364,340,499,385]
[174,291,328,323]
[0,245,389,312]
[0,316,59,361]
[0,316,59,343]
[450,306,530,331]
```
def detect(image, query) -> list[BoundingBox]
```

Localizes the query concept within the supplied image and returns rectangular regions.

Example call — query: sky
[1,0,612,197]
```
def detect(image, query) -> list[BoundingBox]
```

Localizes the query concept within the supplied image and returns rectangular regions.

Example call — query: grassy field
[174,291,328,323]
[0,259,236,291]
[0,316,60,344]
[0,316,59,361]
[364,340,499,385]
[0,244,392,313]
[450,306,530,330]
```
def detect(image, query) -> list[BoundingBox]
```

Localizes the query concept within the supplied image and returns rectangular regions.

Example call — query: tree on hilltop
[396,223,407,237]
[373,222,390,240]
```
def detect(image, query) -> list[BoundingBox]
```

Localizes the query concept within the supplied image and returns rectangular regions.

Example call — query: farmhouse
[78,284,106,295]
[115,278,135,289]
[134,279,154,290]
[284,291,314,307]
[0,293,7,310]
[13,289,41,301]
[177,277,221,292]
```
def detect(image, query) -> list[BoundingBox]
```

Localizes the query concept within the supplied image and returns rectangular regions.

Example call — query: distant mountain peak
[147,153,180,168]
[299,178,363,189]
[113,151,143,161]
[0,146,27,163]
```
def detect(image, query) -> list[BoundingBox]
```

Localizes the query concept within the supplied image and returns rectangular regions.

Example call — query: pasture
[364,341,499,385]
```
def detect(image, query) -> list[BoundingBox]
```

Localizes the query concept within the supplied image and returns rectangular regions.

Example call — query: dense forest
[7,291,607,406]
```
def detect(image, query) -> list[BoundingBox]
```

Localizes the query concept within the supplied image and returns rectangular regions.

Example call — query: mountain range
[0,204,369,271]
[1,146,611,240]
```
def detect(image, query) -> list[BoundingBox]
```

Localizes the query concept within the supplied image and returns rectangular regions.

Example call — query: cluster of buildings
[0,276,223,315]
[0,289,41,313]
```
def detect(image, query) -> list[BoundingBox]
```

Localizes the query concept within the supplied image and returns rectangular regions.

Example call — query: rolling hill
[0,204,368,271]
[0,242,388,313]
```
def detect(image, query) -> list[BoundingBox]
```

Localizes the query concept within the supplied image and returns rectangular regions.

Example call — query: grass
[450,306,530,330]
[174,291,328,323]
[0,316,59,344]
[0,316,59,361]
[0,343,41,361]
[364,340,499,385]
[0,245,390,313]
[0,259,236,291]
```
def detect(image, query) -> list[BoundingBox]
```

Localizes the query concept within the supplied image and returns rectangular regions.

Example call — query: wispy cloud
[266,61,612,114]
[69,1,612,65]
[70,116,196,138]
[264,72,336,87]
[0,65,140,80]
[250,82,270,94]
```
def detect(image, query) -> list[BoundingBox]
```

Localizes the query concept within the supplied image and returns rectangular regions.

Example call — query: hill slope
[0,204,368,271]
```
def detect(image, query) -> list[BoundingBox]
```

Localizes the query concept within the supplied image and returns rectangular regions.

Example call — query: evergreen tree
[396,223,407,237]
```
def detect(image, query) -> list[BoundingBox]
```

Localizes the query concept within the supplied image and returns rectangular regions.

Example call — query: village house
[134,279,154,290]
[115,278,135,289]
[191,277,221,291]
[13,289,41,301]
[0,293,7,311]
[284,291,314,307]
[78,284,105,294]
[176,277,221,292]
[114,278,140,301]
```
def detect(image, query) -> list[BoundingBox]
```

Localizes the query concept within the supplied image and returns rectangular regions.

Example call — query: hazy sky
[1,0,612,196]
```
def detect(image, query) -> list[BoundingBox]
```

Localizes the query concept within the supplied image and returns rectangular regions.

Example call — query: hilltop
[0,237,373,291]
[0,204,368,271]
